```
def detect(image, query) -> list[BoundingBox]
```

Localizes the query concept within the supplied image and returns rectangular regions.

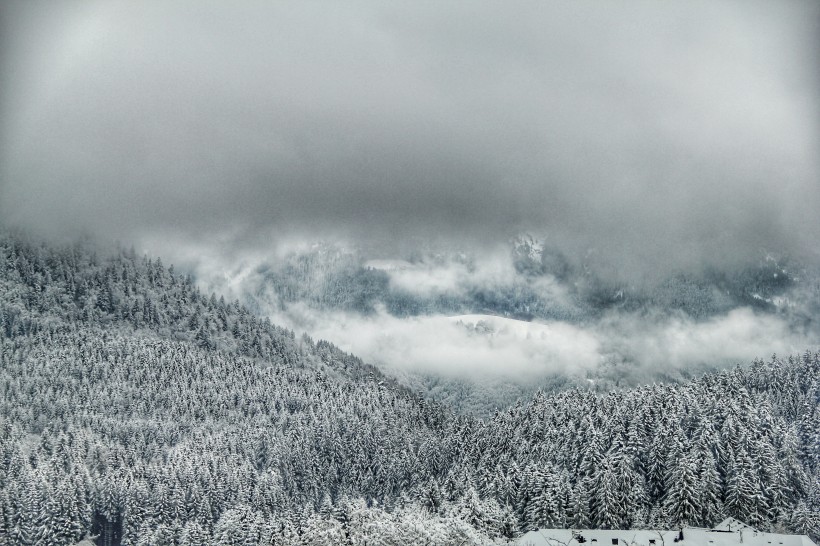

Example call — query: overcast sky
[1,0,818,276]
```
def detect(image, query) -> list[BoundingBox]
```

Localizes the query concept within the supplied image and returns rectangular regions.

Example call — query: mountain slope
[0,231,818,545]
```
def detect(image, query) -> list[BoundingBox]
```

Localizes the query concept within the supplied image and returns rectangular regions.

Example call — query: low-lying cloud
[265,302,812,383]
[183,238,815,384]
[367,250,567,301]
[596,308,808,373]
[286,305,602,377]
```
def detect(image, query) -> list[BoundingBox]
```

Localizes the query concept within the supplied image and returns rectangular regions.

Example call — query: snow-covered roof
[519,526,817,546]
[684,527,810,546]
[712,518,757,532]
[519,528,680,546]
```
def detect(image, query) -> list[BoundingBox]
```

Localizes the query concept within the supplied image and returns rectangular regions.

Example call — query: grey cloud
[1,0,818,276]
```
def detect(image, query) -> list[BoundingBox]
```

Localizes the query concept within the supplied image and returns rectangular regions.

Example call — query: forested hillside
[1,232,818,545]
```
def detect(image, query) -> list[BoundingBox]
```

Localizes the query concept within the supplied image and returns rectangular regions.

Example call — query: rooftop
[519,519,817,546]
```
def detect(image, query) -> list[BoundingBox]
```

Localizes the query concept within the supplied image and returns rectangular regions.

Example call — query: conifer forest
[1,233,818,544]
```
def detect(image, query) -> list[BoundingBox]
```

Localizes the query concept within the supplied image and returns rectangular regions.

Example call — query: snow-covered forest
[1,232,818,544]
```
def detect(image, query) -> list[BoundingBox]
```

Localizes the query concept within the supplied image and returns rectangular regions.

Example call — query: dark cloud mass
[1,0,818,275]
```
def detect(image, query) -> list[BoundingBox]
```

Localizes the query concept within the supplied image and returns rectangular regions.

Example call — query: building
[519,518,817,546]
